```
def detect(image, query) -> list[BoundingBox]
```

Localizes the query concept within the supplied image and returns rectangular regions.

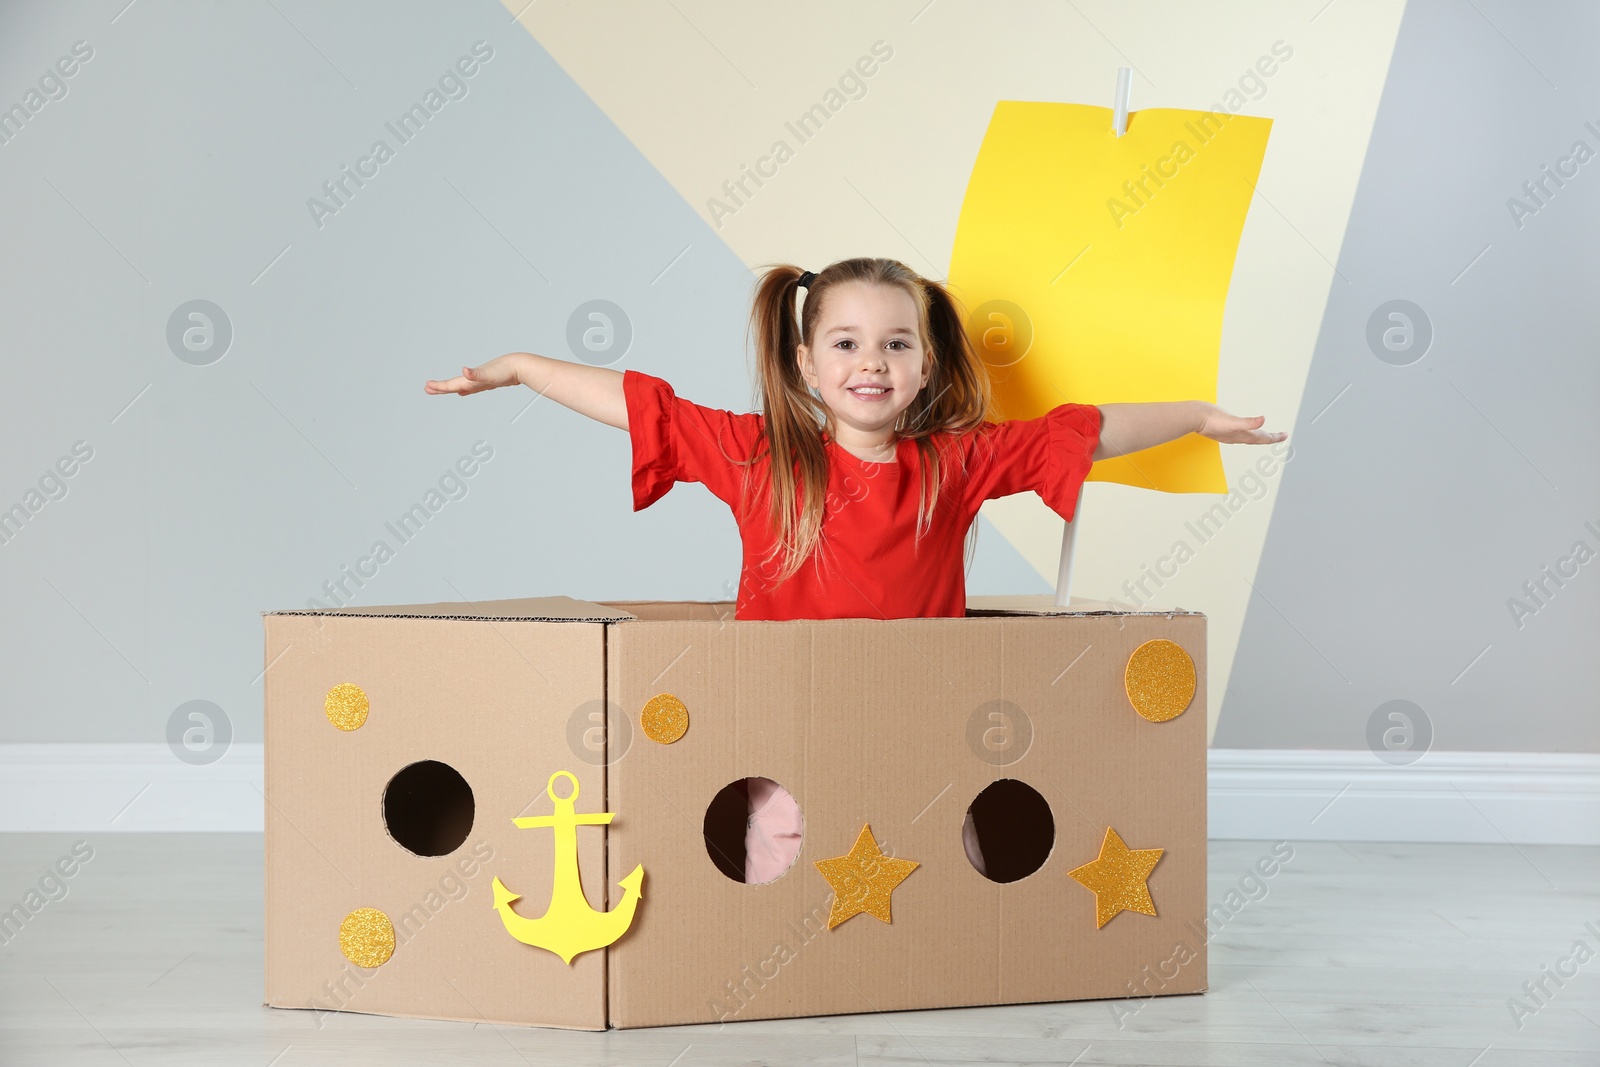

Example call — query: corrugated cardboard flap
[262,594,636,622]
[596,597,1204,623]
[965,594,1203,617]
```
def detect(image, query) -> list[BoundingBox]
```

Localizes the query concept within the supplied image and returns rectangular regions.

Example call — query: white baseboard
[1208,748,1600,846]
[1,745,1596,844]
[0,743,263,832]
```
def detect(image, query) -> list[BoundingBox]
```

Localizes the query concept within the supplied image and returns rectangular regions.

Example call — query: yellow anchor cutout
[491,770,644,964]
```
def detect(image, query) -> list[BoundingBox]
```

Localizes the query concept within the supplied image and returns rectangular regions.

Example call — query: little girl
[426,257,1285,882]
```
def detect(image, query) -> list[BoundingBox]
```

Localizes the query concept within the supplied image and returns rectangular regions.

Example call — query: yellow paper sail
[949,101,1271,493]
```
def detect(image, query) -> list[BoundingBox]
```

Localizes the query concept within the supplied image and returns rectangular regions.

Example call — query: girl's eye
[834,339,911,350]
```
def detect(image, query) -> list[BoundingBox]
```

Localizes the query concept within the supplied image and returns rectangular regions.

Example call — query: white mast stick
[1054,490,1084,607]
[1058,70,1130,608]
[1112,66,1132,137]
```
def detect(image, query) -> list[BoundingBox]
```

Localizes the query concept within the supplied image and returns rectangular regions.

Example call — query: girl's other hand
[1196,403,1287,445]
[424,355,521,396]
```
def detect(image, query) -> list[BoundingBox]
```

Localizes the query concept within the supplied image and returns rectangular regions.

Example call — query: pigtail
[746,264,831,583]
[912,279,996,434]
[904,277,996,535]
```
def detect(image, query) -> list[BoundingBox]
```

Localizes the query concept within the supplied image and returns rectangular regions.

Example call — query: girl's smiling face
[797,281,930,444]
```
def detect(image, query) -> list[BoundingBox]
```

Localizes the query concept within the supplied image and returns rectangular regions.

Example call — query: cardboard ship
[261,594,1206,1029]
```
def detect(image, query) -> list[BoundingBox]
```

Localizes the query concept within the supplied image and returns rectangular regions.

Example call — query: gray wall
[3,0,1594,755]
[0,0,1048,744]
[1216,0,1600,752]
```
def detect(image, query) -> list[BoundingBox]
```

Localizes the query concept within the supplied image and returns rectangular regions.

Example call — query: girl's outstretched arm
[1092,401,1286,462]
[424,352,628,430]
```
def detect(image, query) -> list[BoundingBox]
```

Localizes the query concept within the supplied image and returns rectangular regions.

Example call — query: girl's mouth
[847,385,891,401]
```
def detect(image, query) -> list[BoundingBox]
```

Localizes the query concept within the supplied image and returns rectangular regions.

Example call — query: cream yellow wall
[504,0,1409,741]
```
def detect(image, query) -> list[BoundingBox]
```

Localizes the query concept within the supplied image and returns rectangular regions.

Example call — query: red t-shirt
[623,370,1101,621]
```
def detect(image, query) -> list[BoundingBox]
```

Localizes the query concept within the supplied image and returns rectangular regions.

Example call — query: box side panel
[263,615,607,1030]
[604,613,1206,1027]
[992,613,1207,1005]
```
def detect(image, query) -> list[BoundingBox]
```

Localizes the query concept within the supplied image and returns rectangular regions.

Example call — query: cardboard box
[262,595,1206,1030]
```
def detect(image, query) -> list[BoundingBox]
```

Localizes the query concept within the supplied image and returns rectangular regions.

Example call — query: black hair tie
[797,270,817,289]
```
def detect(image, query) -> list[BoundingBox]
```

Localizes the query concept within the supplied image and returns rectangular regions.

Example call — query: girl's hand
[424,355,522,396]
[1196,403,1287,445]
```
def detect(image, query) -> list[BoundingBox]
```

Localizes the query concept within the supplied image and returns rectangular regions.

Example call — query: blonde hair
[744,257,996,583]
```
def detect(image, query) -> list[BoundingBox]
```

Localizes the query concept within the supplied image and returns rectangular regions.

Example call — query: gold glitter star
[813,824,919,930]
[1068,827,1164,929]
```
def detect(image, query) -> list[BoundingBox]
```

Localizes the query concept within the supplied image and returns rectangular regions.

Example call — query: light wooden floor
[1,835,1595,1065]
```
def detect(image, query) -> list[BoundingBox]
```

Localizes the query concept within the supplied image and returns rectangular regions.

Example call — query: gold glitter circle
[338,907,394,968]
[1124,640,1196,723]
[640,693,689,744]
[324,682,370,731]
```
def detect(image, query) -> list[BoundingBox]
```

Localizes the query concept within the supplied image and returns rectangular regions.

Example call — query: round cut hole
[382,759,474,857]
[703,777,803,885]
[962,778,1054,883]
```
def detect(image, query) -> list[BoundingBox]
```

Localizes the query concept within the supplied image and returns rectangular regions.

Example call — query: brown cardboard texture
[263,595,1206,1030]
